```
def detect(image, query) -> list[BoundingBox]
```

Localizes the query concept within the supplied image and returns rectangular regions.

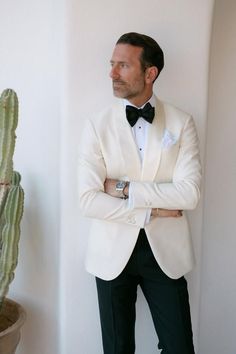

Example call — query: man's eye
[120,63,128,68]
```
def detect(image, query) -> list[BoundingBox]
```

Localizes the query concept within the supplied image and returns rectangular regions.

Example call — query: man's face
[110,44,147,104]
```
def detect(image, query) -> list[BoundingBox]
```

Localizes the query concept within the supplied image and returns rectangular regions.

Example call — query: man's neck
[125,93,154,108]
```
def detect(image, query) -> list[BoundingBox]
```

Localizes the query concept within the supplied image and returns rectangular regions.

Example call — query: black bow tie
[126,102,155,127]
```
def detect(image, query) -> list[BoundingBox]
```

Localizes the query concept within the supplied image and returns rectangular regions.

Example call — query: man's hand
[104,178,121,198]
[151,208,182,218]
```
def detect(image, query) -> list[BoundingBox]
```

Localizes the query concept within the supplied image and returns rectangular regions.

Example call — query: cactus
[0,89,24,311]
[0,89,18,217]
[0,172,24,308]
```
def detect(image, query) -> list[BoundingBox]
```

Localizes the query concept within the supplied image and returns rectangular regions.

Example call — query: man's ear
[145,66,158,83]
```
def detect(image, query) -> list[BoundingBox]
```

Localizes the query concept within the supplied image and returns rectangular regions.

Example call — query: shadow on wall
[199,0,236,353]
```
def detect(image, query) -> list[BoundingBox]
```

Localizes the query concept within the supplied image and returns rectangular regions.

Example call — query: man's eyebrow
[110,60,128,64]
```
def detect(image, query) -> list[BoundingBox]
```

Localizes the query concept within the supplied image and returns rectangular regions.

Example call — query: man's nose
[110,66,120,79]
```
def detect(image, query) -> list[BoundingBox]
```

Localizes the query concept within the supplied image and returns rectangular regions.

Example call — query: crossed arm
[104,178,183,218]
[78,116,201,226]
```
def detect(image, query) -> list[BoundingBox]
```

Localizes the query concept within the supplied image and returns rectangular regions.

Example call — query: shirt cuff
[145,208,152,224]
[129,183,152,226]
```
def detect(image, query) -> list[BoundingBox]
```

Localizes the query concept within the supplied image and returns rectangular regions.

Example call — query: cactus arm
[0,89,18,183]
[0,89,18,218]
[0,171,24,308]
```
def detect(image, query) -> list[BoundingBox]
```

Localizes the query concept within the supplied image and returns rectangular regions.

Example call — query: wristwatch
[115,181,129,199]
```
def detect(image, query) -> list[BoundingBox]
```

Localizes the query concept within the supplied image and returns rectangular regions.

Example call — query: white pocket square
[162,129,177,148]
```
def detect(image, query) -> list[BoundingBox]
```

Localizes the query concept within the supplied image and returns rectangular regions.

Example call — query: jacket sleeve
[130,116,202,210]
[77,118,147,227]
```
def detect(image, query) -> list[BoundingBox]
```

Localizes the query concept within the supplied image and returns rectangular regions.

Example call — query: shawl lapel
[141,98,165,181]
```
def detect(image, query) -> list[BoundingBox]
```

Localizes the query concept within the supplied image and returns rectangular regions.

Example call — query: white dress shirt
[123,94,156,225]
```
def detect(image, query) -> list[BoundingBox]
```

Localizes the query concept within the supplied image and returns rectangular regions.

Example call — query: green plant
[0,89,24,310]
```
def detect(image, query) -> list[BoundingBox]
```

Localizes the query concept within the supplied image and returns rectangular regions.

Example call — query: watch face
[116,181,125,191]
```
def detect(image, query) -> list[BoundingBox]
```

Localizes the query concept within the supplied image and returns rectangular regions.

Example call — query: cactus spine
[0,89,24,311]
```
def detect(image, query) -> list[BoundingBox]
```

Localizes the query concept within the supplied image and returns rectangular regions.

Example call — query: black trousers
[96,229,195,354]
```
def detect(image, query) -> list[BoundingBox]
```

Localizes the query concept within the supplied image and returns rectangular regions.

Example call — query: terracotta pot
[0,298,26,354]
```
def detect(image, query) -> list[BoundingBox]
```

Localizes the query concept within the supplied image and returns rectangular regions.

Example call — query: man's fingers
[157,209,183,217]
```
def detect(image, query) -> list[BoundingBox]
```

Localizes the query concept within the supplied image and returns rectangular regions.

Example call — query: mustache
[112,80,126,84]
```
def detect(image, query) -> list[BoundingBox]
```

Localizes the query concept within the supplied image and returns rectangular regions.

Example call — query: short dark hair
[116,32,164,80]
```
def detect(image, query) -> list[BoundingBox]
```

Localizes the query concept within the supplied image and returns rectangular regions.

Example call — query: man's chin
[112,89,125,98]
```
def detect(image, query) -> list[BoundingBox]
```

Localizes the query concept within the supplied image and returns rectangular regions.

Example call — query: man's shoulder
[158,98,191,119]
[89,99,124,126]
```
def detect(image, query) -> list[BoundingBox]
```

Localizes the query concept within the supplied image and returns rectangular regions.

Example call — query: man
[78,32,201,354]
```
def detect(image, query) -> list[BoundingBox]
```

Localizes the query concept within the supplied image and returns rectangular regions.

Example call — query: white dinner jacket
[78,96,201,280]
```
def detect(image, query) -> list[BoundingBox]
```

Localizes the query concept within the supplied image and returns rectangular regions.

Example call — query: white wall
[0,1,62,353]
[199,1,236,353]
[60,1,214,353]
[5,1,236,354]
